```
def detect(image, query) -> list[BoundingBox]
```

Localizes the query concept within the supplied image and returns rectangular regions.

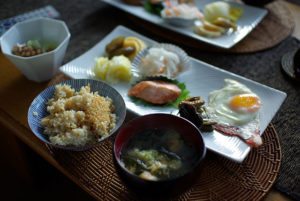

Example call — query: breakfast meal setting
[0,0,299,201]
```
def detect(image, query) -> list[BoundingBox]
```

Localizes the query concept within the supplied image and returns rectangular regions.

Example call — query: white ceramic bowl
[0,17,70,82]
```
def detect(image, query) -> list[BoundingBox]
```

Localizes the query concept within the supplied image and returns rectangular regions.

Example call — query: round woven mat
[128,0,294,53]
[47,74,281,201]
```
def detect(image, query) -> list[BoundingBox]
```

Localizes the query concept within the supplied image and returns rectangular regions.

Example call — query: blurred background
[0,126,94,200]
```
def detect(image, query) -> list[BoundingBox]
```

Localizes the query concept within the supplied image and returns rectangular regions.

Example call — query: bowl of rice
[28,79,126,151]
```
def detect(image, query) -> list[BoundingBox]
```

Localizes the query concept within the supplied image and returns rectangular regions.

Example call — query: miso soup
[121,128,199,181]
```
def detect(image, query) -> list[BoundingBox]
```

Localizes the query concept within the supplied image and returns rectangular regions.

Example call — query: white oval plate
[101,0,268,49]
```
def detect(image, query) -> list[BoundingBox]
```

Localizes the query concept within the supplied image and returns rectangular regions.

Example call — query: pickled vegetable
[93,57,110,80]
[194,26,223,38]
[123,37,147,60]
[194,1,243,38]
[203,20,225,33]
[93,55,131,83]
[105,36,125,54]
[106,55,132,83]
[109,46,136,59]
[213,17,237,30]
[105,36,147,60]
[204,1,231,23]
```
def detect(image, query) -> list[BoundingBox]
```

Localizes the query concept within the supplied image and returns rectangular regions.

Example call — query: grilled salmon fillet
[128,80,181,104]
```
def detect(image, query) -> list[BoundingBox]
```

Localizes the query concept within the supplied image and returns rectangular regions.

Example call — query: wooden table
[0,1,299,200]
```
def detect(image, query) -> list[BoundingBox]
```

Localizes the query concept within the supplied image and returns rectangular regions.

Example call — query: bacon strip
[213,124,262,148]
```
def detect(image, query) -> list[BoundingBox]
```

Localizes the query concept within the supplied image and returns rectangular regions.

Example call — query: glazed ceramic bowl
[0,17,70,82]
[113,113,206,197]
[28,79,126,151]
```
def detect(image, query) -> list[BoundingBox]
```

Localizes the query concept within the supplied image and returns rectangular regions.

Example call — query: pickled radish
[94,57,110,80]
[107,56,132,83]
[93,55,131,83]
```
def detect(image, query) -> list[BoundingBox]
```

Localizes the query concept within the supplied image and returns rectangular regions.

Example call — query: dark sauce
[121,128,198,181]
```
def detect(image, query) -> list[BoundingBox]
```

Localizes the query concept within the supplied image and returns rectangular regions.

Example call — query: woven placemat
[128,0,294,53]
[47,73,281,201]
[47,122,280,201]
[230,0,294,53]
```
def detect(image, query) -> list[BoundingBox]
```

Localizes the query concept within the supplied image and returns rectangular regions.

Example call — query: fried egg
[206,79,261,126]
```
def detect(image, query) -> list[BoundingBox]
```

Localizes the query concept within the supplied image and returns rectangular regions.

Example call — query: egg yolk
[229,94,261,113]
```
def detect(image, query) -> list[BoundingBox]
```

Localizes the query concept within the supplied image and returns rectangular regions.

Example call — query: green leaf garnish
[27,40,41,49]
[169,81,189,108]
[144,0,164,16]
[26,39,57,52]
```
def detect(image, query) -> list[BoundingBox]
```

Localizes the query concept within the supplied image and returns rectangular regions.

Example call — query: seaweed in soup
[121,128,198,181]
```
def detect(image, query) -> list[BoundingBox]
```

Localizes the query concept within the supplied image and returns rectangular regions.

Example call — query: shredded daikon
[140,47,180,78]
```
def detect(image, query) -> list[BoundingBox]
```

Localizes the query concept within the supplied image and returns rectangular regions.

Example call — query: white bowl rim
[0,17,71,60]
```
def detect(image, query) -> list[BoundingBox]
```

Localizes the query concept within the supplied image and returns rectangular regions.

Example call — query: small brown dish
[113,113,206,198]
[281,48,300,82]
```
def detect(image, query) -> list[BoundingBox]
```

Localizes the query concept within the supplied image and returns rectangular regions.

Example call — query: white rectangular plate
[101,0,268,49]
[60,25,286,162]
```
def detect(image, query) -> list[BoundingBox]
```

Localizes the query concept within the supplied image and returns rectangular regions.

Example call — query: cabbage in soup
[121,128,198,181]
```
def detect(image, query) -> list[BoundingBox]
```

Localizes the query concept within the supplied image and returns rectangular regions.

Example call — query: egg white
[206,79,260,126]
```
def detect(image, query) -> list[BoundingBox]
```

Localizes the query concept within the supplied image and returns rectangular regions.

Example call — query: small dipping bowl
[0,17,70,82]
[281,48,300,82]
[113,113,206,197]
